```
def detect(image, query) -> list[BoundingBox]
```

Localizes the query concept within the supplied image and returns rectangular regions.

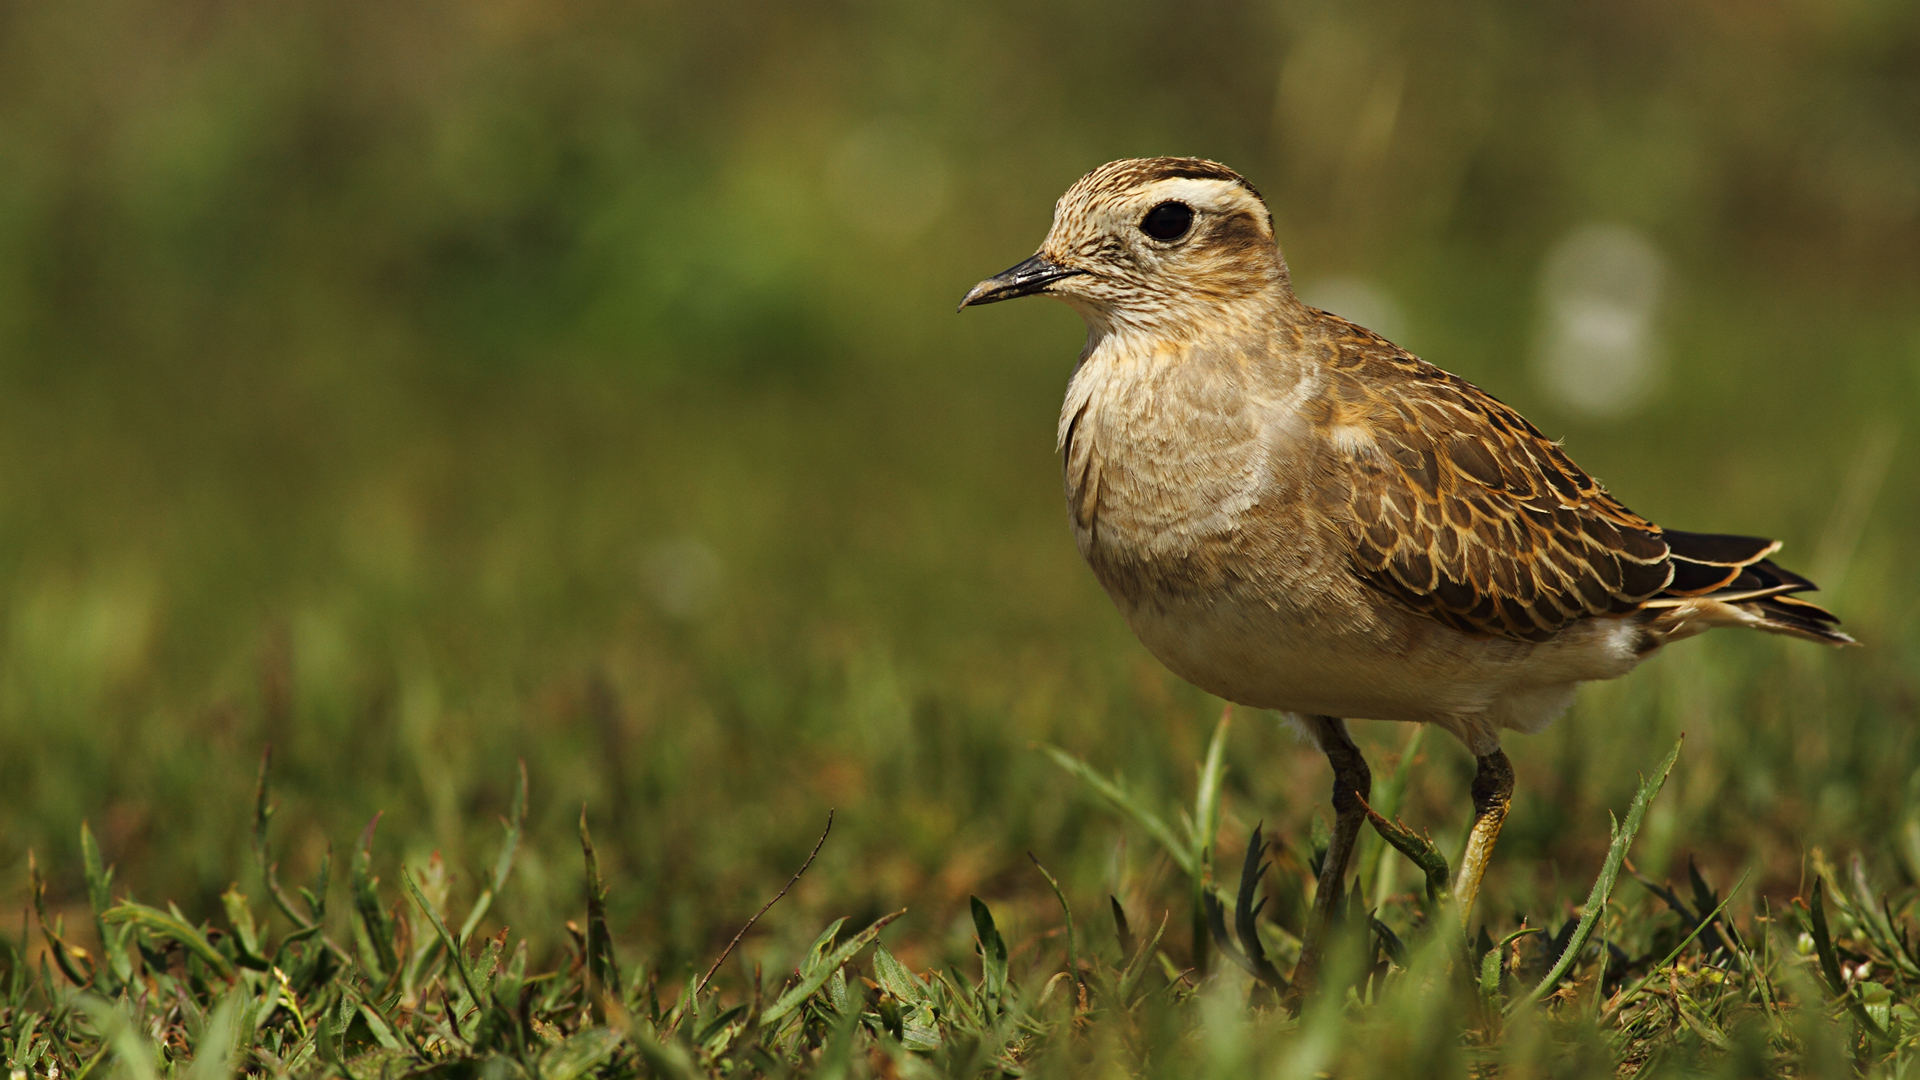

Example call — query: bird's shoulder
[1291,312,1674,642]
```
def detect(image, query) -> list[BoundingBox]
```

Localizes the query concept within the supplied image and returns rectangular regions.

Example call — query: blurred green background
[1,0,1915,979]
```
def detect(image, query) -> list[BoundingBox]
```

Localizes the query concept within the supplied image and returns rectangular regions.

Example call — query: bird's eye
[1140,201,1194,241]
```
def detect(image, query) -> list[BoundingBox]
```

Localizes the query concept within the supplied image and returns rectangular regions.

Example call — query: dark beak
[956,253,1085,311]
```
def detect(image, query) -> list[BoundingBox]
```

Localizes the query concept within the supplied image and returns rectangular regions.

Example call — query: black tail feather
[1661,529,1777,566]
[1652,530,1852,645]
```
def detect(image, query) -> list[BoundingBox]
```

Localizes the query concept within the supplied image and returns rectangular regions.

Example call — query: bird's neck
[1072,285,1312,367]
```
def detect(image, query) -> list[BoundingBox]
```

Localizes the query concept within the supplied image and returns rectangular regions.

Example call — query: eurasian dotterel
[959,156,1851,990]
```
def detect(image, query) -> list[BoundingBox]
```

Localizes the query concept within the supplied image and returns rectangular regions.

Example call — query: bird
[957,156,1851,989]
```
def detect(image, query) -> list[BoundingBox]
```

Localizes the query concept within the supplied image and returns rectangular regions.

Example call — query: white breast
[1059,337,1271,563]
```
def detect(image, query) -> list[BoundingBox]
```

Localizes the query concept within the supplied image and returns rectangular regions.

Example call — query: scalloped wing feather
[1313,323,1675,642]
[1311,322,1851,645]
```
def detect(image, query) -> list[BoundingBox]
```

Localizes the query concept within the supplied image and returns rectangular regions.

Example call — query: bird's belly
[1081,505,1470,722]
[1111,584,1647,735]
[1110,586,1446,719]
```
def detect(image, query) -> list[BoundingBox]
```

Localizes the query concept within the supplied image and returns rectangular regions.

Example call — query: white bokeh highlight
[642,537,723,620]
[1533,224,1670,419]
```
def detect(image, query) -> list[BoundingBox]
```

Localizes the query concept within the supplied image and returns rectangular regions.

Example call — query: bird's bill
[956,253,1085,311]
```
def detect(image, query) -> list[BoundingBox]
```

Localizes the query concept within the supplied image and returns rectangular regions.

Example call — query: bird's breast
[1057,339,1323,606]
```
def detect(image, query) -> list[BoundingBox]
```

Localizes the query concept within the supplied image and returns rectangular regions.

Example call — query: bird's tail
[1639,529,1855,647]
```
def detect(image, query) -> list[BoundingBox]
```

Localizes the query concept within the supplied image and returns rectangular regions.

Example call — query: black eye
[1140,201,1194,241]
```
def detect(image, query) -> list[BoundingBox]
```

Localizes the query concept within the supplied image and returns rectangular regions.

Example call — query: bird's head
[959,157,1294,337]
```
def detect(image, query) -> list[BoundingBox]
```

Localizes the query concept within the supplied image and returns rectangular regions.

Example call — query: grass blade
[1515,736,1682,1010]
[350,812,398,980]
[579,807,622,1017]
[1044,746,1193,877]
[1605,869,1751,1016]
[1205,824,1287,990]
[1360,726,1426,903]
[459,758,529,947]
[542,1026,624,1080]
[1189,706,1230,974]
[1028,853,1078,1002]
[1480,927,1542,1011]
[1115,910,1170,1004]
[691,810,833,1010]
[76,995,158,1080]
[101,903,236,981]
[252,746,320,931]
[29,851,93,986]
[79,823,134,991]
[971,896,1008,1004]
[183,990,244,1080]
[401,863,483,1011]
[759,909,905,1028]
[1805,878,1892,1045]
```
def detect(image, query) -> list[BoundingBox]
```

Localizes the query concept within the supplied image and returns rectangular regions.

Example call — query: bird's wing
[1307,323,1679,641]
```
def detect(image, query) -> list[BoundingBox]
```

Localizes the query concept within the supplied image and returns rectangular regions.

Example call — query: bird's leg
[1293,715,1371,997]
[1452,748,1514,930]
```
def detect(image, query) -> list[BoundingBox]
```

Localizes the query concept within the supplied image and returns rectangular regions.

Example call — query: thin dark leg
[1292,715,1371,997]
[1452,748,1514,930]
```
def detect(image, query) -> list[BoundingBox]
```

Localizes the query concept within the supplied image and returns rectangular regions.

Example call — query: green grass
[1,0,1918,1074]
[9,725,1920,1077]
